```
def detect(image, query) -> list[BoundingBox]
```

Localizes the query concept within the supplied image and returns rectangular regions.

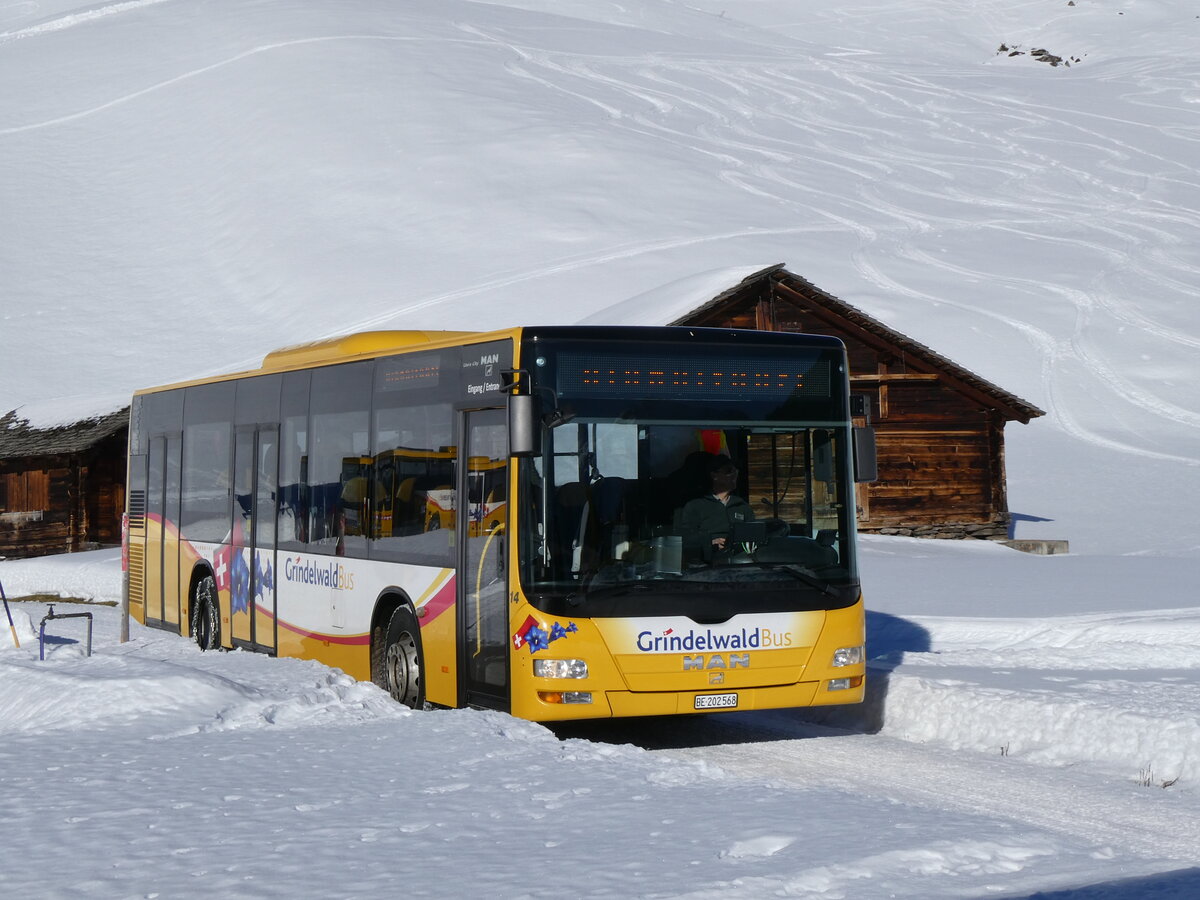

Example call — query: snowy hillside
[2,1,1199,896]
[2,0,1199,552]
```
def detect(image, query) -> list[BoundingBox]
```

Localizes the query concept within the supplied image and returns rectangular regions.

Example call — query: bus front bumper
[523,677,865,721]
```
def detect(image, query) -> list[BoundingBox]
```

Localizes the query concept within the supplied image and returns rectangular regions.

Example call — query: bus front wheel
[191,574,220,651]
[378,606,425,709]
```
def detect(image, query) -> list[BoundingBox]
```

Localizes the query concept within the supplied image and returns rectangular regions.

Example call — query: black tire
[373,606,425,709]
[190,573,220,651]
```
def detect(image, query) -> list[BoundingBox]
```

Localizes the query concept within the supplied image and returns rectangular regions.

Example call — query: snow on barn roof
[0,408,129,460]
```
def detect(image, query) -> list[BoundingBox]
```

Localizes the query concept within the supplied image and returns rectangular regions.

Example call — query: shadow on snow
[1004,866,1200,900]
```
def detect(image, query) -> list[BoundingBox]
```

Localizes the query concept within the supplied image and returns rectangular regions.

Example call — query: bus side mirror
[853,426,878,483]
[508,393,539,457]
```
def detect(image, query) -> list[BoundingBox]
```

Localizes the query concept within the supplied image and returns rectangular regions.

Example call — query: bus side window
[371,401,455,562]
[309,362,372,557]
[279,372,310,549]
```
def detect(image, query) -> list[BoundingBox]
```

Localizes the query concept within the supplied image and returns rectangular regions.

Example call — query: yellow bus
[123,326,873,720]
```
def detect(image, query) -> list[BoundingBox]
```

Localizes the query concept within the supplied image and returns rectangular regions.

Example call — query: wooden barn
[0,408,128,559]
[671,265,1045,540]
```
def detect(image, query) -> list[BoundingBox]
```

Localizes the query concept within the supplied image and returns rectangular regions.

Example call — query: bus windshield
[517,419,860,619]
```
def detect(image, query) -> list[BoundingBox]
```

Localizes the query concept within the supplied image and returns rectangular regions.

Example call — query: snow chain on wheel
[190,573,220,651]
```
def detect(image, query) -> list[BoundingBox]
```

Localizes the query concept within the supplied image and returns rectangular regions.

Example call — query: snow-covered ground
[2,0,1199,896]
[3,537,1200,898]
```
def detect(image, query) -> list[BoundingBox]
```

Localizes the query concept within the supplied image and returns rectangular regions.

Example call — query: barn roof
[670,264,1046,424]
[0,408,129,460]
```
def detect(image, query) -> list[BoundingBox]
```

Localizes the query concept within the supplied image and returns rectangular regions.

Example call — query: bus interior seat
[592,476,629,560]
[592,476,625,525]
[554,482,591,576]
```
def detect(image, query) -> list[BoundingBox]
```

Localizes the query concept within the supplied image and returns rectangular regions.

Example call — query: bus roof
[132,325,846,396]
[132,327,520,395]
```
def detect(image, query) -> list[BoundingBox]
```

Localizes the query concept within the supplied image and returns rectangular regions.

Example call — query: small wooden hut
[672,265,1045,540]
[0,408,128,559]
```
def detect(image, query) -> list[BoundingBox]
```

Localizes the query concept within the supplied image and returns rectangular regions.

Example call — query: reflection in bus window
[181,419,231,543]
[309,362,371,557]
[370,402,454,563]
[279,415,308,546]
[278,371,310,550]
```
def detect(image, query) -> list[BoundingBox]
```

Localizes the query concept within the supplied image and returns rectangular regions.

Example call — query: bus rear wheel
[377,606,425,709]
[191,574,220,651]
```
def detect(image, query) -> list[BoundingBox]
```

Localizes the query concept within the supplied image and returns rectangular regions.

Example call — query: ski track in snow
[2,2,1197,479]
[304,224,818,339]
[662,723,1200,864]
[0,0,173,44]
[0,33,493,136]
[405,23,1200,467]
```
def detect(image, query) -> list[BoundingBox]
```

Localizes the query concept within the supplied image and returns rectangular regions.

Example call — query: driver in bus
[679,456,755,561]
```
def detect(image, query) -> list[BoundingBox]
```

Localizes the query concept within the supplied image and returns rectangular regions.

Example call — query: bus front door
[230,425,279,654]
[456,408,510,711]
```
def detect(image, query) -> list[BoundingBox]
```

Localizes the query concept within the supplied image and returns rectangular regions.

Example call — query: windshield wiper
[575,581,661,601]
[757,563,840,598]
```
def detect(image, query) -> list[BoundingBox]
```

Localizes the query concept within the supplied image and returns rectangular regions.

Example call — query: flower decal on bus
[213,534,274,617]
[513,616,578,653]
[231,550,251,615]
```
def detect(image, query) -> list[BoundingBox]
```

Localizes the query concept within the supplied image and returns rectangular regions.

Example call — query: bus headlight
[832,645,864,667]
[533,658,589,679]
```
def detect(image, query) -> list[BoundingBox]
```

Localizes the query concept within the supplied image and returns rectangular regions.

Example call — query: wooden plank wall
[857,380,1007,537]
[0,456,77,558]
[85,433,127,546]
[0,440,127,558]
[871,427,992,524]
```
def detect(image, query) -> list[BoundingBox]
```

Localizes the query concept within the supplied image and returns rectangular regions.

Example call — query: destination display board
[555,352,832,401]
